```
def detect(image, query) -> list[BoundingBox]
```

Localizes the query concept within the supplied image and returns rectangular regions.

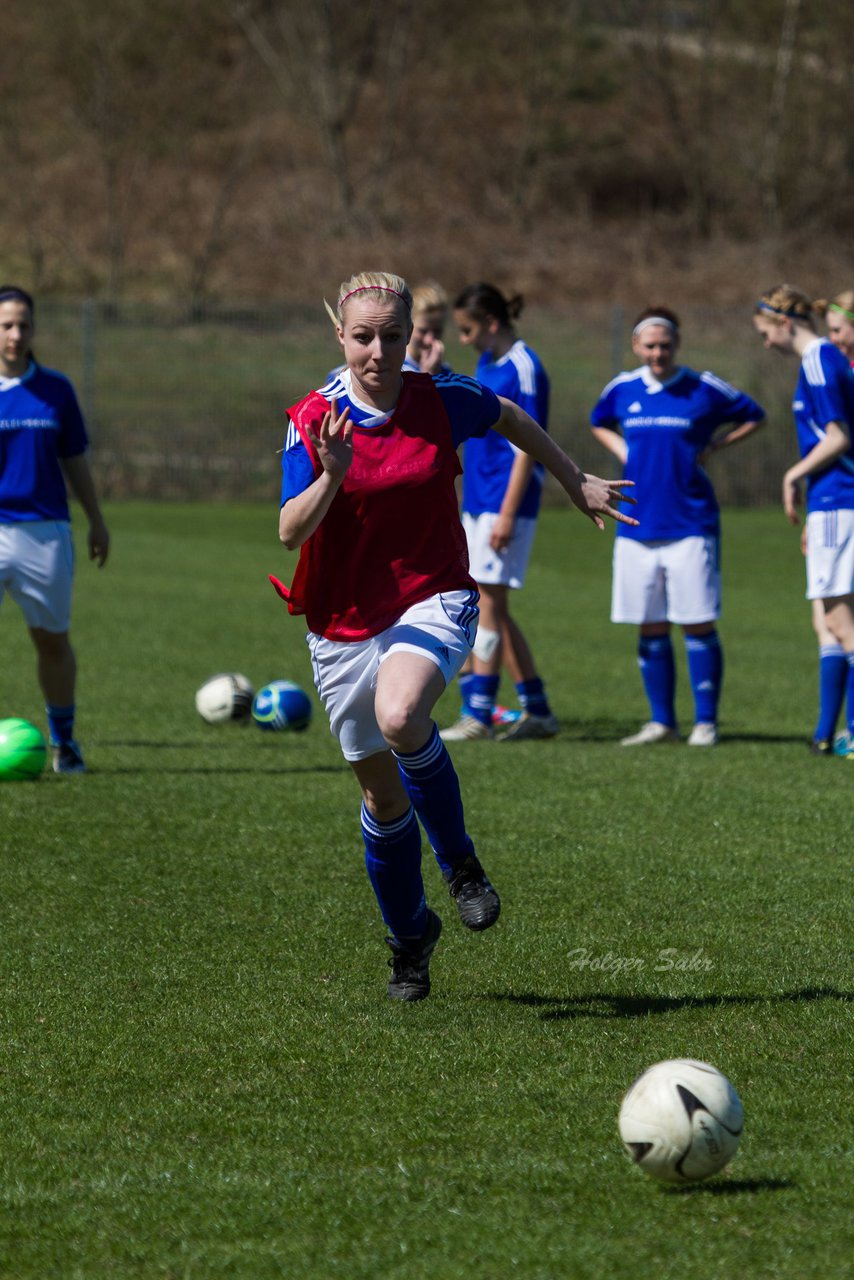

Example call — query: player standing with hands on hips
[0,285,109,773]
[754,285,854,759]
[273,271,636,1001]
[591,306,765,747]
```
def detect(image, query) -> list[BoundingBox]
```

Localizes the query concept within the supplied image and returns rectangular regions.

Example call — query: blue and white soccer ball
[618,1058,743,1183]
[252,680,312,732]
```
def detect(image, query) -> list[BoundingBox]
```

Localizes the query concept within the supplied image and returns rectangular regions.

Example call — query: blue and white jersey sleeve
[795,339,854,512]
[280,368,502,508]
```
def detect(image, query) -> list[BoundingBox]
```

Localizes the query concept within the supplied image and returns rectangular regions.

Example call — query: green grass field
[1,503,851,1279]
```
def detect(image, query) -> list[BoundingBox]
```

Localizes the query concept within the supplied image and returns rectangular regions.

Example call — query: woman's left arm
[493,397,637,529]
[61,453,110,566]
[706,418,765,456]
[782,420,852,524]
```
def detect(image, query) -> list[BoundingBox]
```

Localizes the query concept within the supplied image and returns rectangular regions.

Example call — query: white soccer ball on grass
[618,1058,743,1183]
[195,673,255,724]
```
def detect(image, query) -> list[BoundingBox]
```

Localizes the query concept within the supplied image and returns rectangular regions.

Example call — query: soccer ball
[195,673,254,724]
[0,717,47,781]
[252,680,312,732]
[618,1058,743,1183]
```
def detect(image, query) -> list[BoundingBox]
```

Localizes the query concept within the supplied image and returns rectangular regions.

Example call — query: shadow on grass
[90,764,348,776]
[517,721,809,746]
[487,987,852,1020]
[665,1177,795,1195]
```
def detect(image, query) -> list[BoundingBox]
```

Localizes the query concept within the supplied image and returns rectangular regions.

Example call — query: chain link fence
[35,299,797,505]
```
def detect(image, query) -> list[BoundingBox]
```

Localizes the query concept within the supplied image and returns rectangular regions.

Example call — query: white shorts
[806,509,854,600]
[463,512,538,589]
[0,520,75,632]
[307,589,479,761]
[611,535,721,625]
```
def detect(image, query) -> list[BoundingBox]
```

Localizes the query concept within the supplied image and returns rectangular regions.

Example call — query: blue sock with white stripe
[458,671,476,717]
[46,703,76,747]
[361,803,427,941]
[815,644,847,743]
[515,677,551,717]
[465,674,499,727]
[847,652,854,739]
[637,636,676,727]
[685,631,723,724]
[394,724,474,878]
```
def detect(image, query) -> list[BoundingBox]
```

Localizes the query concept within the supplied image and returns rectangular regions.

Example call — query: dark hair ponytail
[454,282,523,328]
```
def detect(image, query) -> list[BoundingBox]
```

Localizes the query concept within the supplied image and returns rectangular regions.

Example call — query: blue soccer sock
[393,724,475,879]
[637,635,676,727]
[515,677,551,718]
[847,652,854,739]
[685,631,724,725]
[814,644,847,742]
[46,703,76,747]
[465,674,500,726]
[361,803,427,942]
[458,670,476,717]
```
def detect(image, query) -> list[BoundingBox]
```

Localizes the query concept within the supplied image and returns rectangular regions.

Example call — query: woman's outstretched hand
[571,477,638,530]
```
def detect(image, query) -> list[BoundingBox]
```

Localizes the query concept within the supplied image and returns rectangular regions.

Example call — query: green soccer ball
[0,718,47,781]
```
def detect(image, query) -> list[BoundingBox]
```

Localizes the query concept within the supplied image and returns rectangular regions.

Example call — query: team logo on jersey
[628,401,642,413]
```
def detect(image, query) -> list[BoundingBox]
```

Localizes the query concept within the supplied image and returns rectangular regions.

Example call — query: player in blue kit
[591,306,765,746]
[754,285,854,759]
[0,285,109,773]
[441,282,558,743]
[800,289,854,753]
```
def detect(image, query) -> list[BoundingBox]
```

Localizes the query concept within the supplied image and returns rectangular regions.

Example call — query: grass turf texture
[1,503,851,1279]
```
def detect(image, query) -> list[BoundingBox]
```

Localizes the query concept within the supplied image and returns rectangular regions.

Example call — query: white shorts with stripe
[0,520,75,632]
[306,589,479,761]
[463,512,538,588]
[611,535,721,625]
[806,509,854,600]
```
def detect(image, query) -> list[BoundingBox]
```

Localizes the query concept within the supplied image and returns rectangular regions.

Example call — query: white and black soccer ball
[195,673,255,724]
[252,680,312,732]
[618,1058,743,1183]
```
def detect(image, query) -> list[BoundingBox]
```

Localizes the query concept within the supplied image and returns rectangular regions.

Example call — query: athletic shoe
[832,731,853,759]
[445,854,501,931]
[497,711,560,742]
[809,738,833,756]
[492,705,523,727]
[439,715,494,742]
[687,721,719,747]
[385,909,443,1001]
[620,721,679,747]
[52,740,86,774]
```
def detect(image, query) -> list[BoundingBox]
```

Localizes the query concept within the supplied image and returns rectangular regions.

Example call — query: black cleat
[51,740,86,774]
[446,855,501,932]
[386,909,443,1001]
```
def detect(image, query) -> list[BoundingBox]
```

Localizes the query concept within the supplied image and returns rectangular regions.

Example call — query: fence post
[610,303,623,378]
[81,299,96,431]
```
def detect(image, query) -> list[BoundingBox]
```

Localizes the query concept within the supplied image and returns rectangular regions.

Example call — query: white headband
[633,316,678,339]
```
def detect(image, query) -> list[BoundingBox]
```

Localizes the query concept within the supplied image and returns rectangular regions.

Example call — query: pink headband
[340,285,410,310]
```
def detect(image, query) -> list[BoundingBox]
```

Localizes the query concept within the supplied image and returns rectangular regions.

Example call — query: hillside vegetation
[3,0,853,304]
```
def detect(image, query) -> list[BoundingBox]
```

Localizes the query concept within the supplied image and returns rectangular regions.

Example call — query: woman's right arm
[591,426,628,466]
[278,401,353,549]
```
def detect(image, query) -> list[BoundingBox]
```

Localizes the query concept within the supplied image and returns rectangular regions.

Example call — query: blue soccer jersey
[280,367,502,505]
[590,365,765,541]
[793,339,854,513]
[462,340,549,519]
[0,363,89,523]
